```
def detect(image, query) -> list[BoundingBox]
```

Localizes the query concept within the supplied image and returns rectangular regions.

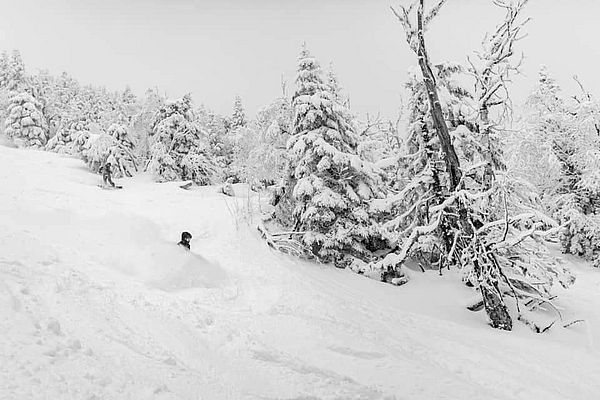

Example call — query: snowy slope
[1,145,600,400]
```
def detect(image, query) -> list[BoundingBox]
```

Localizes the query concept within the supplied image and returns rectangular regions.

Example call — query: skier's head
[181,231,192,243]
[105,162,111,168]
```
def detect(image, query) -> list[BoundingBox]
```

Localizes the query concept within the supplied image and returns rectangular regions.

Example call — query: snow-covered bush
[4,91,48,148]
[558,208,600,267]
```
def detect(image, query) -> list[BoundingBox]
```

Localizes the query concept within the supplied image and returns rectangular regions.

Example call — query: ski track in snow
[1,145,600,399]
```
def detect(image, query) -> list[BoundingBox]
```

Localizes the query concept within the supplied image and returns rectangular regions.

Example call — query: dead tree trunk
[393,0,513,330]
[414,2,462,191]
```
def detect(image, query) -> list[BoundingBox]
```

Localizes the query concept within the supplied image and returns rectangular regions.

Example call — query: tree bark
[415,0,462,191]
[480,280,513,330]
[479,105,495,189]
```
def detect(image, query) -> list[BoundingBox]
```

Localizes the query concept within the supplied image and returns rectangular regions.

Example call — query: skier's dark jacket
[102,164,112,179]
[178,240,190,250]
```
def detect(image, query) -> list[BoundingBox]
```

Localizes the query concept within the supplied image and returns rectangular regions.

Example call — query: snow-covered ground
[1,144,599,400]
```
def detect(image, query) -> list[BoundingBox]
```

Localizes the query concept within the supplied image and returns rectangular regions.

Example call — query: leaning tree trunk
[415,4,461,191]
[472,259,513,330]
[479,104,495,189]
[412,0,512,330]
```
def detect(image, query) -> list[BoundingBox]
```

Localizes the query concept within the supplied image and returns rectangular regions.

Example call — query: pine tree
[518,66,600,266]
[4,91,48,148]
[131,88,164,162]
[198,106,235,180]
[148,94,215,185]
[0,51,10,89]
[274,45,385,264]
[233,97,292,185]
[7,50,26,92]
[46,123,74,153]
[30,70,59,136]
[325,64,349,108]
[106,123,137,177]
[230,95,247,131]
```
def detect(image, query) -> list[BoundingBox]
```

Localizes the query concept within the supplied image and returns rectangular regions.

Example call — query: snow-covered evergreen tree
[82,123,137,177]
[148,94,215,185]
[45,123,74,153]
[4,91,48,148]
[106,123,137,177]
[515,66,600,266]
[197,106,235,181]
[273,45,385,264]
[231,97,292,185]
[230,95,247,131]
[131,88,164,162]
[6,50,27,92]
[0,51,10,89]
[325,64,349,108]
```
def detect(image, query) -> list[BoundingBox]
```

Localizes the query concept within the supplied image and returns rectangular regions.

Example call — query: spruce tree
[46,123,74,153]
[274,45,385,264]
[519,67,600,265]
[4,91,48,148]
[148,94,215,185]
[0,51,9,89]
[230,95,247,131]
[7,50,26,92]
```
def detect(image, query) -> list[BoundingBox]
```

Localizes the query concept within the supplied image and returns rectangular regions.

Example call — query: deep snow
[1,144,600,400]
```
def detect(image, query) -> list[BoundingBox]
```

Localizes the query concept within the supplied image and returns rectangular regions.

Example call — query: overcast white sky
[0,0,598,119]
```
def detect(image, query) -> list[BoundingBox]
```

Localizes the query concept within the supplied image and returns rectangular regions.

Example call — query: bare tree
[391,0,515,330]
[468,0,530,186]
[391,0,462,190]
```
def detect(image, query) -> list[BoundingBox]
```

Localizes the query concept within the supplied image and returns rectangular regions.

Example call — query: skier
[102,162,116,188]
[178,231,192,250]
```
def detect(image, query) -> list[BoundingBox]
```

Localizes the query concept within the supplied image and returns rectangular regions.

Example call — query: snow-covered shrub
[4,91,48,148]
[557,207,600,268]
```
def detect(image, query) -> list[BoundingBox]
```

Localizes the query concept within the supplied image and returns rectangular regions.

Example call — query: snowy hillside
[1,146,600,399]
